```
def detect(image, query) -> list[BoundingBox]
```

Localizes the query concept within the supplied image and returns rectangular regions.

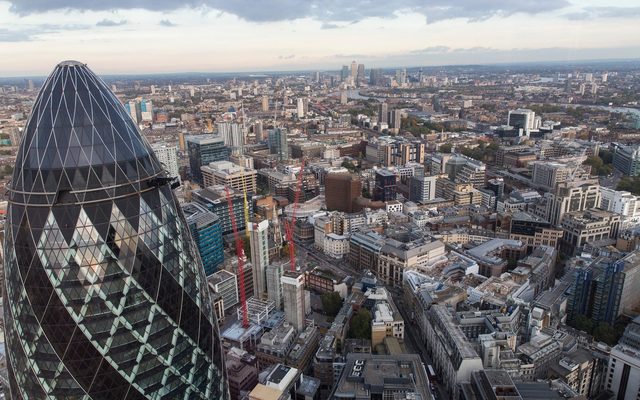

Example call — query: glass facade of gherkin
[2,61,227,399]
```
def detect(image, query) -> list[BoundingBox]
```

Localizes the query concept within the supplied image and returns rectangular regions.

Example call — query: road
[389,287,450,400]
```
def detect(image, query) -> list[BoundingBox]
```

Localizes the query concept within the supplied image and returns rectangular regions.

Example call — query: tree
[321,292,343,317]
[439,143,452,154]
[348,309,372,339]
[617,176,640,195]
[573,314,593,333]
[593,323,617,345]
[341,160,357,172]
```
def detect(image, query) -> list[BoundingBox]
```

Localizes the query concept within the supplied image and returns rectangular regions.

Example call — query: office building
[281,271,306,331]
[151,142,180,181]
[249,220,270,299]
[409,175,437,203]
[560,209,621,253]
[350,60,358,80]
[256,323,297,369]
[209,270,240,311]
[226,348,259,400]
[124,99,141,124]
[140,99,153,121]
[568,257,625,325]
[460,370,522,400]
[193,186,253,235]
[613,143,640,176]
[331,354,430,400]
[296,97,308,118]
[268,128,289,161]
[531,160,590,191]
[187,134,230,184]
[378,102,388,124]
[356,64,365,85]
[262,95,269,112]
[600,187,640,218]
[2,61,226,399]
[340,65,349,81]
[606,316,640,400]
[508,108,538,134]
[266,263,285,310]
[374,169,397,201]
[325,173,362,213]
[423,305,484,399]
[544,182,601,226]
[509,211,564,252]
[183,202,224,275]
[201,160,258,193]
[217,122,244,151]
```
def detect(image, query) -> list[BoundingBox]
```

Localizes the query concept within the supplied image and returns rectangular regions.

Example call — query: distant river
[591,105,640,129]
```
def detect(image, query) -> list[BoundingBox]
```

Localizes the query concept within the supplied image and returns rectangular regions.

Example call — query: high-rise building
[612,143,640,176]
[340,65,349,81]
[268,128,289,161]
[350,60,358,80]
[140,99,153,121]
[3,61,226,399]
[378,102,388,124]
[544,182,601,226]
[374,169,397,202]
[370,68,382,86]
[296,97,308,118]
[261,95,269,112]
[325,173,362,213]
[151,142,180,181]
[266,263,285,310]
[184,202,224,276]
[568,257,625,326]
[281,271,306,330]
[249,220,270,300]
[186,134,230,184]
[217,122,244,152]
[356,63,365,86]
[254,120,264,141]
[200,160,258,193]
[606,316,640,399]
[390,109,402,131]
[124,99,141,124]
[193,186,252,235]
[507,108,538,134]
[409,175,437,203]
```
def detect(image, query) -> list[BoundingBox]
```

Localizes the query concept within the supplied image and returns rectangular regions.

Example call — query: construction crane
[284,159,306,272]
[240,100,251,238]
[225,186,249,328]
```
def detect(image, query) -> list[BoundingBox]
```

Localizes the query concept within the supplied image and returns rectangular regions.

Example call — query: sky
[0,0,639,76]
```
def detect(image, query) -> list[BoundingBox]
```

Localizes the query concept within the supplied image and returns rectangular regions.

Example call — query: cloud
[96,18,127,26]
[320,22,340,29]
[0,29,32,42]
[159,19,176,27]
[278,54,295,60]
[6,0,571,23]
[0,24,90,42]
[565,6,640,20]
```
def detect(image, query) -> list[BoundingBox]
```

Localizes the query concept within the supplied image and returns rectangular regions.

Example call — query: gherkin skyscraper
[2,61,227,399]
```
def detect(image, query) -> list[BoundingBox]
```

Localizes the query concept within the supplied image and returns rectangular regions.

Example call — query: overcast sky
[0,0,639,76]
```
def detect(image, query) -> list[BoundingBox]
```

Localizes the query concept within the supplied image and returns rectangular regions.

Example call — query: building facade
[3,61,226,399]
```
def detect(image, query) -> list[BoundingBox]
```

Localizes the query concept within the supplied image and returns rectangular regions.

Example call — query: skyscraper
[281,271,306,330]
[325,173,362,213]
[378,102,388,124]
[3,61,226,398]
[151,142,180,181]
[268,128,289,161]
[249,220,270,299]
[183,202,225,276]
[186,134,230,184]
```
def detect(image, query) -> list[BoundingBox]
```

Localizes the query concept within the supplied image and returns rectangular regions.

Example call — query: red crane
[284,159,305,272]
[225,186,249,328]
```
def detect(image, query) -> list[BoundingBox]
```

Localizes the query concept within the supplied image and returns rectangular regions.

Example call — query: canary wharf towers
[2,61,227,399]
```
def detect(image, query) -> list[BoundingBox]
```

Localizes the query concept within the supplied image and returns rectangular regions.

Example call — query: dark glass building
[186,134,230,184]
[374,169,397,202]
[3,61,227,399]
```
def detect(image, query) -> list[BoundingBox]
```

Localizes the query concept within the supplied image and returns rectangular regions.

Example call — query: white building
[151,143,180,182]
[606,316,640,399]
[249,220,270,299]
[324,233,350,259]
[600,187,640,224]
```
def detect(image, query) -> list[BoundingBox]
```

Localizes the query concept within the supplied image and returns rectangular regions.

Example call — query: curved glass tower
[3,61,226,399]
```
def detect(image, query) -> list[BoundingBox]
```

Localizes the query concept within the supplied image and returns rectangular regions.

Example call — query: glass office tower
[2,61,227,399]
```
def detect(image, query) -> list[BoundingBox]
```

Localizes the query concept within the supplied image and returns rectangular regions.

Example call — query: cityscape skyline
[0,0,639,76]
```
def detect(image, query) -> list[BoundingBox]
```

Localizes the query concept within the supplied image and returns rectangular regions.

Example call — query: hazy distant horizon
[1,55,640,80]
